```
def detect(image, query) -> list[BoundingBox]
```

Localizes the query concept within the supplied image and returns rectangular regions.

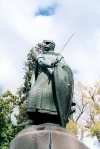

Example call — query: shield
[54,63,74,127]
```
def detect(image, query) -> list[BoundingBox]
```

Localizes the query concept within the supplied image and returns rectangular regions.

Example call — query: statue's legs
[27,112,61,125]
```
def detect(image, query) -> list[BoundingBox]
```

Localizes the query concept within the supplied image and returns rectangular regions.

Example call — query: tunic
[26,51,64,115]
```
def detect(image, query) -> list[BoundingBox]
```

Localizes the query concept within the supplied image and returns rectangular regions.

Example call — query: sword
[56,32,75,60]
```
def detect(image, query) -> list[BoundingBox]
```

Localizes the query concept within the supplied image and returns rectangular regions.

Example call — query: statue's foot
[18,119,34,127]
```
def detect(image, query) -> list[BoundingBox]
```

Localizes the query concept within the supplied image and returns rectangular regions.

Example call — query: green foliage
[66,119,77,134]
[0,90,20,148]
[74,79,100,138]
[90,121,100,136]
[16,48,36,124]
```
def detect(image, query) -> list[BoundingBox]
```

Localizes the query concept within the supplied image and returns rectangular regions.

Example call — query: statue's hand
[57,55,62,61]
[51,55,63,67]
[51,59,59,67]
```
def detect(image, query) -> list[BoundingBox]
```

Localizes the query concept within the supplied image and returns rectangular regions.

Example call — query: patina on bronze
[54,63,74,127]
[22,40,74,127]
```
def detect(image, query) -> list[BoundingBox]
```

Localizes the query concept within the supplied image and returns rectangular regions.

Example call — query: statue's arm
[37,57,53,68]
[37,54,67,68]
[60,57,67,65]
[56,55,67,66]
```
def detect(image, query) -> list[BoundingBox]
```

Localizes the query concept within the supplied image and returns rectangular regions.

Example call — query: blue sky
[0,0,100,94]
[0,86,3,93]
[35,4,58,16]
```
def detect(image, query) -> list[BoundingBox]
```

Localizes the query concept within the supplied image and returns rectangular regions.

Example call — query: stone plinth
[10,124,90,149]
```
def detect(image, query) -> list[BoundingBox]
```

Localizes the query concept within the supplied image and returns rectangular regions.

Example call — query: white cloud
[0,0,100,93]
[0,56,24,93]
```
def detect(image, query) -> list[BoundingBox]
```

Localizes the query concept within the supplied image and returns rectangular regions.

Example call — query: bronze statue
[11,38,91,149]
[22,40,75,128]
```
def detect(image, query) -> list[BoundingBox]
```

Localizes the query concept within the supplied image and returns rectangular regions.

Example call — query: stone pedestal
[10,124,90,149]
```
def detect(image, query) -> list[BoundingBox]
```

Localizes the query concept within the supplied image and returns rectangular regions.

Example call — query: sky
[0,0,100,94]
[82,136,99,149]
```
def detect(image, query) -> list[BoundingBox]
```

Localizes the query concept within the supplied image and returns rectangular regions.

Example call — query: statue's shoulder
[43,51,62,57]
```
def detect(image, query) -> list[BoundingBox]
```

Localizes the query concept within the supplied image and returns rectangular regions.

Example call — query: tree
[16,48,36,124]
[74,82,90,124]
[0,90,19,149]
[87,79,100,136]
[71,79,100,138]
[66,119,77,134]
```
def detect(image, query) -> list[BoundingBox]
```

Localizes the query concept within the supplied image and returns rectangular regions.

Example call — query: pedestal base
[10,124,89,149]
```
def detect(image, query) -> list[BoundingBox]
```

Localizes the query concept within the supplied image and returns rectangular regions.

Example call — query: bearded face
[42,40,55,51]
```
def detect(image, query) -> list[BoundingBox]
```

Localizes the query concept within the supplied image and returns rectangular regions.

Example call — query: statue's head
[42,40,55,51]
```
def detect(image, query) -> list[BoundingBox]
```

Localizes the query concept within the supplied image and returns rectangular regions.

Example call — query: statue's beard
[44,47,50,51]
[44,47,54,52]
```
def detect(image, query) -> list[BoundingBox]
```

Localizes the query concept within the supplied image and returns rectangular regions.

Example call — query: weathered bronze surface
[54,63,74,127]
[26,40,74,127]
